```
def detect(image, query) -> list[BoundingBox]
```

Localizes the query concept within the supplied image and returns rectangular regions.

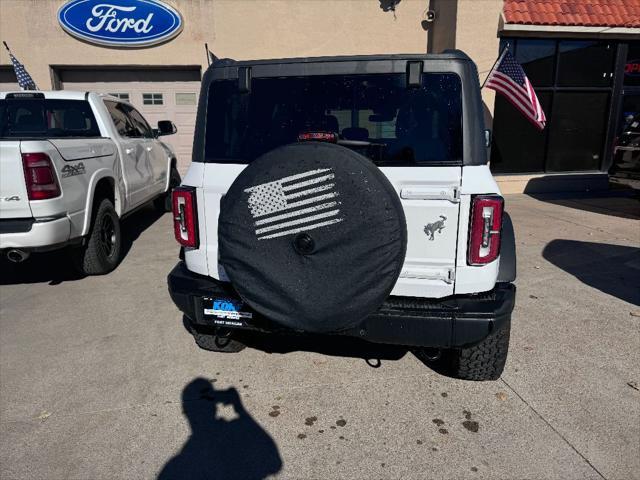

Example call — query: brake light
[22,153,61,200]
[468,195,504,265]
[297,131,338,143]
[172,186,199,248]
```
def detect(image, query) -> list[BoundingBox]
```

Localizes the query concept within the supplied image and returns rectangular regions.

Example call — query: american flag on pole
[485,49,546,130]
[244,168,343,240]
[3,42,38,91]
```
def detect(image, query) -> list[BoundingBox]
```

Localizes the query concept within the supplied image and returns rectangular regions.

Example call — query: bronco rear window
[0,99,101,138]
[204,73,463,166]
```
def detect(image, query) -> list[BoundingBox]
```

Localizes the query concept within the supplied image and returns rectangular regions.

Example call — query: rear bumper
[0,216,71,251]
[167,262,516,348]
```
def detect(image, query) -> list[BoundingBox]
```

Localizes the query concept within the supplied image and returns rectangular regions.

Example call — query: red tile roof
[503,0,640,28]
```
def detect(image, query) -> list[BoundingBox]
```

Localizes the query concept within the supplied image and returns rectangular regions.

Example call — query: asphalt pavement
[0,192,638,480]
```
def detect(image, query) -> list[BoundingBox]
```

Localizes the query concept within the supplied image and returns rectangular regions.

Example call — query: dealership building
[1,0,638,192]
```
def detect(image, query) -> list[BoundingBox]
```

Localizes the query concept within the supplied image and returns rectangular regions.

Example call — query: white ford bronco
[0,91,181,274]
[168,52,516,381]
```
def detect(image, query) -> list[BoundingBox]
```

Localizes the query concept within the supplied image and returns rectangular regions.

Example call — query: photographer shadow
[158,378,282,480]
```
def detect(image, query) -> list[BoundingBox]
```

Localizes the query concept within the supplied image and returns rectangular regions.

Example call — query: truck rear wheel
[416,320,511,381]
[450,321,510,381]
[72,198,122,275]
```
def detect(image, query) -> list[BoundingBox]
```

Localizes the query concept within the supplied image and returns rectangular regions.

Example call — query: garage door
[59,67,201,173]
[0,67,19,91]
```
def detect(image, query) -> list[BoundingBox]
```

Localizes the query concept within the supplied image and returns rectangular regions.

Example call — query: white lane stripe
[282,174,335,192]
[253,192,339,218]
[244,168,331,193]
[258,218,344,240]
[254,201,339,226]
[255,210,341,234]
[285,183,335,199]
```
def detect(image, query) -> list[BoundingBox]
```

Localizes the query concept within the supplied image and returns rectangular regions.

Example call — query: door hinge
[400,186,460,203]
[400,267,456,284]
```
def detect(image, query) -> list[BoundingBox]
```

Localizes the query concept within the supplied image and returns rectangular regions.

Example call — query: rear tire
[155,166,181,212]
[72,198,122,275]
[451,321,510,381]
[416,320,511,381]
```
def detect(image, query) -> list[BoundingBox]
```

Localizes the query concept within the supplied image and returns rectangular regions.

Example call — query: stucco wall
[454,0,503,129]
[0,0,431,89]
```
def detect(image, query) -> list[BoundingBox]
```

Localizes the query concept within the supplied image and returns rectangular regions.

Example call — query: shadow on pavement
[158,378,282,480]
[543,239,640,306]
[0,204,165,286]
[528,189,640,220]
[233,330,408,365]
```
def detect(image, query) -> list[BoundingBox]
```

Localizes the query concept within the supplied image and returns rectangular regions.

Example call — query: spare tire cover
[218,142,406,333]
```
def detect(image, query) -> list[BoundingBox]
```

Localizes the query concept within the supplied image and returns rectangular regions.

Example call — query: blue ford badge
[58,0,183,48]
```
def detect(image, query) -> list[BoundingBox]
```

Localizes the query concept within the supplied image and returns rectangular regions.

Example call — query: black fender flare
[497,211,516,283]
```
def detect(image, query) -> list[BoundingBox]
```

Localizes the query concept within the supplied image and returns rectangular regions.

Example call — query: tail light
[22,153,61,200]
[297,131,338,143]
[468,195,504,265]
[172,186,199,248]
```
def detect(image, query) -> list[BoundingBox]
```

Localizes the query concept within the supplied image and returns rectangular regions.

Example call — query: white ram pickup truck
[0,91,181,274]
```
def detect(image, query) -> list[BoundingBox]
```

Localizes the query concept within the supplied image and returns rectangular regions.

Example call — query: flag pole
[205,43,211,67]
[481,44,509,89]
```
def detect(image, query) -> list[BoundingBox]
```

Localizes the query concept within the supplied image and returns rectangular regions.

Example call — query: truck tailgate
[0,141,32,219]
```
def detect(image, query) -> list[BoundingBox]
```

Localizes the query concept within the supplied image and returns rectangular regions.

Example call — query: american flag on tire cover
[244,168,344,240]
[485,48,546,130]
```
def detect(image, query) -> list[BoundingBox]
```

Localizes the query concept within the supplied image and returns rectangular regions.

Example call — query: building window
[175,93,197,105]
[143,93,164,105]
[557,41,615,87]
[109,93,130,102]
[515,39,556,87]
[491,38,622,175]
[624,41,640,87]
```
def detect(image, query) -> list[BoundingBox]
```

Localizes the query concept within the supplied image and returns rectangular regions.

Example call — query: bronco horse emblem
[424,215,447,241]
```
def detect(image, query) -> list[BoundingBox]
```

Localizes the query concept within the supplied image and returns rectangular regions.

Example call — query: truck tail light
[22,153,61,200]
[172,186,199,248]
[297,131,338,143]
[468,195,504,265]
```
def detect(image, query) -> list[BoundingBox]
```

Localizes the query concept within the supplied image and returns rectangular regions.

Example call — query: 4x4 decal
[244,168,343,240]
[61,162,86,178]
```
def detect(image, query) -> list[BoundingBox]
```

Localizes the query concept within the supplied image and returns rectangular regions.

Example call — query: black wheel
[155,166,181,212]
[72,198,122,275]
[422,320,511,381]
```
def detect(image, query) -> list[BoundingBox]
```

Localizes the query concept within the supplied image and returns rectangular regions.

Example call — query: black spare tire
[218,142,407,333]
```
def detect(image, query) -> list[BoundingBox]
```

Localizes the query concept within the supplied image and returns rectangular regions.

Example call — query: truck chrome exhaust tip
[6,249,30,263]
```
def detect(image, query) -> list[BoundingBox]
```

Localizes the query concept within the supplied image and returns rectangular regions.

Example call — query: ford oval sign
[58,0,183,48]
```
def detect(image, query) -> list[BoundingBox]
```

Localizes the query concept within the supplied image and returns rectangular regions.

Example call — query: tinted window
[515,39,555,87]
[624,42,640,87]
[558,41,615,87]
[0,99,100,138]
[105,100,137,137]
[125,106,154,138]
[204,73,463,166]
[491,92,551,174]
[546,92,609,172]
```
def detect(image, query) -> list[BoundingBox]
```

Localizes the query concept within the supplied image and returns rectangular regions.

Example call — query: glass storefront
[491,38,638,175]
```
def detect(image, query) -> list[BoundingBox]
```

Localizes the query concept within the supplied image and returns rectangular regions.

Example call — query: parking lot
[0,192,638,480]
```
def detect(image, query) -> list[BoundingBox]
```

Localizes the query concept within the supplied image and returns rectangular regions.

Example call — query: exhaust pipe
[6,249,30,263]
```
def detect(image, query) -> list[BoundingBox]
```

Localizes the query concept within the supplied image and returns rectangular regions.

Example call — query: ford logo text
[58,0,183,48]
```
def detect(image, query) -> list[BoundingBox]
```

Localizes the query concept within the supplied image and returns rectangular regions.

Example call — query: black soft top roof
[194,50,488,167]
